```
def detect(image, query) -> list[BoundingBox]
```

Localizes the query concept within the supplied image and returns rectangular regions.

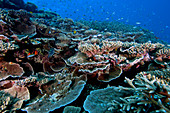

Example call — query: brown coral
[0,62,24,80]
[155,48,170,65]
[4,85,30,110]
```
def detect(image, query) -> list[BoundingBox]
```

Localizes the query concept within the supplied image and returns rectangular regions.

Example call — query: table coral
[24,73,87,113]
[0,62,24,80]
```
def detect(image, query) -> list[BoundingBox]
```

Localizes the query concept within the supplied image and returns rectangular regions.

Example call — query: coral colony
[0,1,170,113]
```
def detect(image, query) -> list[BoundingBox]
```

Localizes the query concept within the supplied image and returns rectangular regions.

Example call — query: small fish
[136,22,141,25]
[9,62,13,65]
[115,47,118,52]
[27,52,31,56]
[27,50,38,58]
[27,54,35,58]
[133,26,137,29]
[136,64,140,68]
[73,30,77,34]
[105,18,109,20]
[126,19,129,22]
[155,37,160,39]
[48,48,55,58]
[34,50,38,55]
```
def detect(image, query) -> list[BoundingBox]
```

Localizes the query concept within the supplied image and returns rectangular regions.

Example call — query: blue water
[24,0,170,43]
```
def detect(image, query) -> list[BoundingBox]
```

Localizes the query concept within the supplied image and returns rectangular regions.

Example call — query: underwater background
[24,0,170,43]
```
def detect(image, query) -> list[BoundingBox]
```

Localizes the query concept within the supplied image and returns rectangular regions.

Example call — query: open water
[24,0,170,43]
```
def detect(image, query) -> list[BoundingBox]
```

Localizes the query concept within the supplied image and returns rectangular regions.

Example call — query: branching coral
[107,69,170,113]
[155,48,170,65]
[4,85,30,110]
[0,80,30,112]
[0,91,19,112]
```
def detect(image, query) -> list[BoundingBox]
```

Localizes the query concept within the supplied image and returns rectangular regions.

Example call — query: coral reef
[0,7,169,113]
[0,0,38,12]
[79,20,165,44]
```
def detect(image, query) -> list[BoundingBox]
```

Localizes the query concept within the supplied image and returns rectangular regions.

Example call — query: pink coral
[4,85,30,110]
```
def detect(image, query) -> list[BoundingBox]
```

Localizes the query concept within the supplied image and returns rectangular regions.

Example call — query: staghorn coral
[0,80,30,112]
[83,68,170,113]
[118,54,150,71]
[78,39,168,71]
[78,40,123,57]
[4,85,30,110]
[78,42,101,57]
[0,40,18,52]
[79,39,164,59]
[0,91,19,112]
[155,48,170,65]
[74,39,169,82]
[107,69,170,113]
[141,68,170,83]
